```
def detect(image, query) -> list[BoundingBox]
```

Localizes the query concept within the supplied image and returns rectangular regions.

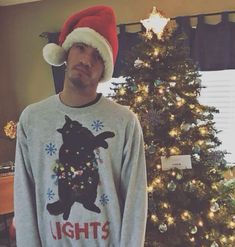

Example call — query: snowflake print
[45,143,57,156]
[100,193,109,206]
[47,188,55,200]
[91,120,104,132]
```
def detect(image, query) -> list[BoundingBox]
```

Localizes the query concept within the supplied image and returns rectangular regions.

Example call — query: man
[14,5,147,247]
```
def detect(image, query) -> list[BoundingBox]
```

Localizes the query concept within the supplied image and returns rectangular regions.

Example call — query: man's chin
[70,77,88,89]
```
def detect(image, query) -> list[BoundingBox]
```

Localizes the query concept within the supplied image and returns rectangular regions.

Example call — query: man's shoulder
[102,97,136,118]
[20,95,57,119]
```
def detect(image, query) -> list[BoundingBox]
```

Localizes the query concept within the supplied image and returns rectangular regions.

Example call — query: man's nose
[80,51,93,67]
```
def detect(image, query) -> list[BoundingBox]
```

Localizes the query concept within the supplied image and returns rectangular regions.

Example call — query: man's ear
[99,67,105,82]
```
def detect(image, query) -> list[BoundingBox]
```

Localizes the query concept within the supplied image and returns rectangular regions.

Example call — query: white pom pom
[42,43,66,66]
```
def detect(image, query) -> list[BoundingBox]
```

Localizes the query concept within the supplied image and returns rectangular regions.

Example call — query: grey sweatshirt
[14,94,147,247]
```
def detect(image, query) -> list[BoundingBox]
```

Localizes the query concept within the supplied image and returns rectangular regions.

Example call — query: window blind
[199,70,235,164]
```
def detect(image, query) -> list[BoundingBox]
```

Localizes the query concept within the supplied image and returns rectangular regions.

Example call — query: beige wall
[0,0,235,162]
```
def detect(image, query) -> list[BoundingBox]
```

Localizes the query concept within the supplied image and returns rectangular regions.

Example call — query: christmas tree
[111,7,235,247]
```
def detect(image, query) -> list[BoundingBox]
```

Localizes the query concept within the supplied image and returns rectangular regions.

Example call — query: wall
[0,0,235,162]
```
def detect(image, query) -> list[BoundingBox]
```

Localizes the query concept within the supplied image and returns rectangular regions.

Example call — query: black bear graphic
[47,115,115,220]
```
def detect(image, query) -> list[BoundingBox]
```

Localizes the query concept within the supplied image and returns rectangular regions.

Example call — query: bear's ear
[65,115,72,123]
[57,128,63,133]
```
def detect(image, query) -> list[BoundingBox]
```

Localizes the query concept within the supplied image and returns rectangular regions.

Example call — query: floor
[0,215,16,247]
[0,229,16,247]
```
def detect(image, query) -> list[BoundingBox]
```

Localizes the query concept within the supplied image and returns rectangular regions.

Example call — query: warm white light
[156,164,161,170]
[169,128,179,137]
[166,215,174,225]
[198,220,204,227]
[136,96,143,103]
[170,147,180,155]
[147,186,154,193]
[151,214,158,222]
[141,6,170,39]
[119,87,126,95]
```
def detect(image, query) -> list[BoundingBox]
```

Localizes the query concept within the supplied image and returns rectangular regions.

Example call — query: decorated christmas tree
[111,7,235,247]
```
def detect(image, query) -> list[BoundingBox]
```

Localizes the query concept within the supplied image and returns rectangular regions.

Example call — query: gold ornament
[4,121,17,139]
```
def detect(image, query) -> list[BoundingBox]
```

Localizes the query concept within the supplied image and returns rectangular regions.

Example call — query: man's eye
[75,44,85,50]
[93,52,103,62]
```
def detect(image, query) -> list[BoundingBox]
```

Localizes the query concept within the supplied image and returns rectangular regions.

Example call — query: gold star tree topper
[141,6,170,39]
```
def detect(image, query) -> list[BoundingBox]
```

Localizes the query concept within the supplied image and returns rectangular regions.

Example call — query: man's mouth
[73,65,90,76]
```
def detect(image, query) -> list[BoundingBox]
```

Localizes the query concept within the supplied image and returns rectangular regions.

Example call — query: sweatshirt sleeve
[120,114,148,247]
[14,110,42,247]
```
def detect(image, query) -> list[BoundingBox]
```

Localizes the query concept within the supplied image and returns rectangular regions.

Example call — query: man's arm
[14,114,42,247]
[120,114,148,247]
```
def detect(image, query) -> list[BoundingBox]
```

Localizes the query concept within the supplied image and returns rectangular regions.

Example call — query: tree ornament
[134,58,144,68]
[194,154,200,161]
[148,143,157,154]
[210,241,219,247]
[4,121,17,139]
[176,172,183,180]
[192,145,200,154]
[180,123,191,131]
[143,109,164,128]
[232,215,235,222]
[154,79,162,86]
[130,83,138,92]
[190,225,198,234]
[221,159,227,166]
[158,223,168,233]
[167,180,176,191]
[210,202,220,213]
[184,181,195,192]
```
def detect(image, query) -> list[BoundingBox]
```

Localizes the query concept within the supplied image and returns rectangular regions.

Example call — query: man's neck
[59,86,98,107]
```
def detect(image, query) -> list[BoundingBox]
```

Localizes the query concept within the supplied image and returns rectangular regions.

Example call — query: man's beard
[68,73,90,89]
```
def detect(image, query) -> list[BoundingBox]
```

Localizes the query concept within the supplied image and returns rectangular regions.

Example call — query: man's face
[66,43,104,89]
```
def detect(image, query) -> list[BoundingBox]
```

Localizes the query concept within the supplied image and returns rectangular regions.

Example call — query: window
[199,70,235,164]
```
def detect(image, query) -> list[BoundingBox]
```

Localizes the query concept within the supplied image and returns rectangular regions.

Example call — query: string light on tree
[181,210,191,221]
[156,164,161,170]
[169,128,179,137]
[198,220,204,227]
[147,186,154,193]
[208,211,215,219]
[166,214,174,225]
[176,98,186,107]
[136,96,143,103]
[170,146,180,155]
[153,48,160,56]
[199,126,208,136]
[151,214,158,223]
[118,87,126,96]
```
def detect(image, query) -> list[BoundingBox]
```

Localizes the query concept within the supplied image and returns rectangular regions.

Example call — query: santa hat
[43,5,118,82]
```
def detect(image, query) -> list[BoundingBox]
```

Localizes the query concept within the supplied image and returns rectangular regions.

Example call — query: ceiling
[0,0,41,6]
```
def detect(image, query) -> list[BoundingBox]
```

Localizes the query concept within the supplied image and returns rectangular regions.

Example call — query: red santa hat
[43,5,118,83]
